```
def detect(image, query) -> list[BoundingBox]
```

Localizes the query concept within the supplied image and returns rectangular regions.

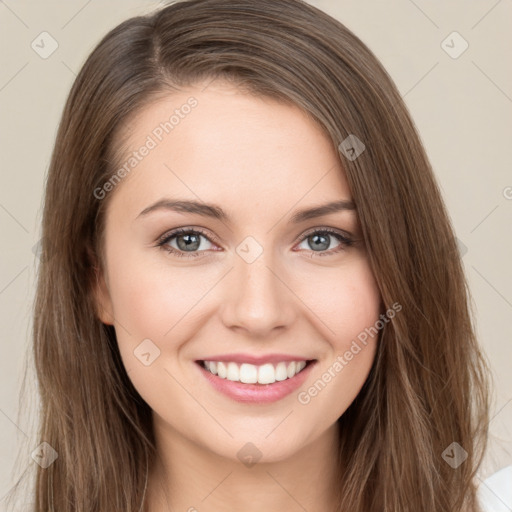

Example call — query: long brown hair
[6,0,491,510]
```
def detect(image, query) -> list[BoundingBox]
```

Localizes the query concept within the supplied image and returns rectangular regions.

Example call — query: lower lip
[196,360,316,403]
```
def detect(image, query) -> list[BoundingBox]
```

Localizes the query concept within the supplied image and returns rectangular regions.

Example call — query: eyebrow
[136,198,356,224]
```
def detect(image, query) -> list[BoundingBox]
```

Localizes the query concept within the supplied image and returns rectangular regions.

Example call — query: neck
[145,417,341,512]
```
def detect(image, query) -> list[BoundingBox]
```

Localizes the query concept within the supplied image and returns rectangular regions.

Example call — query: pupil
[310,234,329,251]
[177,233,200,251]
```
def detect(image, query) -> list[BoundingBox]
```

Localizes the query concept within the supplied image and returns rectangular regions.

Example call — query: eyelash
[155,226,355,259]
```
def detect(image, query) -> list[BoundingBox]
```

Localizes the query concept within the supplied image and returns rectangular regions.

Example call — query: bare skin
[94,79,382,511]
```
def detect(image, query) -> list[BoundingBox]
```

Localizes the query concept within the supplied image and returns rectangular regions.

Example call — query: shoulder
[477,465,512,512]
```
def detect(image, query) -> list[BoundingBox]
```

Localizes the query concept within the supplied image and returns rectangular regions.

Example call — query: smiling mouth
[197,359,315,385]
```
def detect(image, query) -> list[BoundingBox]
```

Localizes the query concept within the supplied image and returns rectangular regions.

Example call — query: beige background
[1,0,511,508]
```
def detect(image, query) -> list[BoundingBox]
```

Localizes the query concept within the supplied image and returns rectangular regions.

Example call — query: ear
[93,270,115,326]
[90,252,115,326]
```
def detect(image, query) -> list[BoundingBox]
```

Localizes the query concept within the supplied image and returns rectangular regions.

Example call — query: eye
[294,228,354,257]
[156,228,219,258]
[155,226,355,259]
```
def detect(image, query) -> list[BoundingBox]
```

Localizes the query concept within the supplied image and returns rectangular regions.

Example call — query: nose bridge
[222,237,295,335]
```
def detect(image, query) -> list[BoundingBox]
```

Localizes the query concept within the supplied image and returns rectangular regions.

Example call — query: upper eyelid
[157,226,219,246]
[295,226,354,240]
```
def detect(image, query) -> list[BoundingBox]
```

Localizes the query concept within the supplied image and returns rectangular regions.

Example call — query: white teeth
[202,360,309,384]
[258,363,275,384]
[275,362,288,381]
[239,363,257,384]
[226,362,239,381]
[217,361,227,379]
[286,361,296,378]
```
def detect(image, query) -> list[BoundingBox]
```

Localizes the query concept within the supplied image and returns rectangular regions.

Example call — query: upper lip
[197,353,315,365]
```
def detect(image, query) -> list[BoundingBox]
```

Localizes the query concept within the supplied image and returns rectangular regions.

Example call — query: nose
[220,248,297,338]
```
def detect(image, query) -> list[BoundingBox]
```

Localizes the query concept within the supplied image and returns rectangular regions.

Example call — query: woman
[7,0,495,510]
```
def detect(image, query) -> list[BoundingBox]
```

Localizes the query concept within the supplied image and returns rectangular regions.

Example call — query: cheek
[106,246,210,339]
[337,264,381,348]
[335,263,382,384]
[295,256,381,398]
[104,244,224,388]
[299,254,382,349]
[105,250,205,406]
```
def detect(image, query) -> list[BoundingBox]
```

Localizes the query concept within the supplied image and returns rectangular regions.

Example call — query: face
[94,80,382,464]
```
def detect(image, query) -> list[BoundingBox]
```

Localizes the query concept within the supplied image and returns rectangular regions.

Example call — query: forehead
[105,81,352,221]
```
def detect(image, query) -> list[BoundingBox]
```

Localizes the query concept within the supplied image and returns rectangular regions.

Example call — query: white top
[477,465,512,512]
